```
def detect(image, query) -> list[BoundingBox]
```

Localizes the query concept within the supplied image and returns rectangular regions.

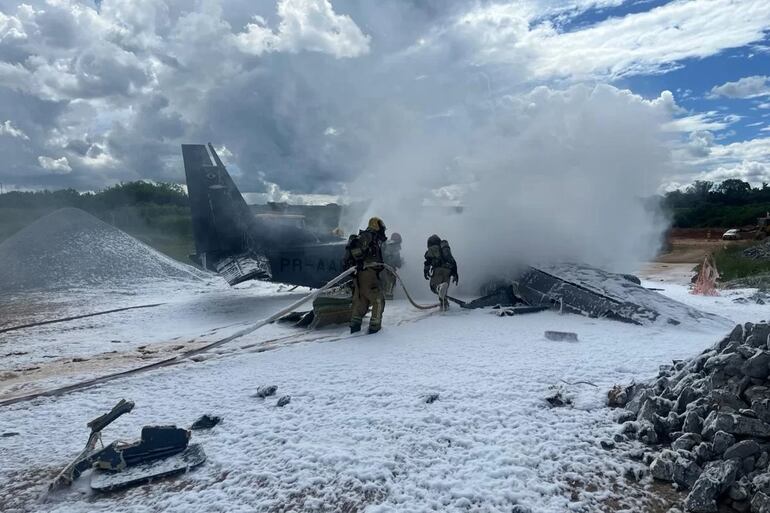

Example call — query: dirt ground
[638,229,750,284]
[657,236,748,265]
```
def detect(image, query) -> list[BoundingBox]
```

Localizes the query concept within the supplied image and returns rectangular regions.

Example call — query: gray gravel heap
[743,241,770,261]
[610,321,770,512]
[0,208,206,292]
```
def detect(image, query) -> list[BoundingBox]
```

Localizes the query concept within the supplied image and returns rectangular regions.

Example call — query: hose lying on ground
[382,263,440,310]
[0,264,438,407]
[0,304,165,335]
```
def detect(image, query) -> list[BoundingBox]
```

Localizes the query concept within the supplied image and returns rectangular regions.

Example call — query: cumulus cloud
[440,0,770,80]
[0,9,28,42]
[671,134,770,187]
[708,137,770,166]
[686,130,715,158]
[234,0,370,58]
[37,155,72,173]
[701,161,770,184]
[0,119,28,139]
[664,111,739,132]
[710,75,770,99]
[0,0,766,249]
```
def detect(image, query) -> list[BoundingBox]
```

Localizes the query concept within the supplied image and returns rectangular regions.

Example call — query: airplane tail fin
[182,143,271,284]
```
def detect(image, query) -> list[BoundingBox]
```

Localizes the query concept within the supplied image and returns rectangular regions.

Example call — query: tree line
[662,179,770,228]
[0,181,189,210]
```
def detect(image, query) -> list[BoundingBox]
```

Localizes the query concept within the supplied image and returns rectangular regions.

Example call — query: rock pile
[744,241,770,261]
[0,208,206,292]
[733,292,770,306]
[610,321,770,512]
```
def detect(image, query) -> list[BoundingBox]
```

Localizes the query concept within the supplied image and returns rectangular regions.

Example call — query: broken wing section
[514,266,658,325]
[182,143,271,285]
[513,263,729,327]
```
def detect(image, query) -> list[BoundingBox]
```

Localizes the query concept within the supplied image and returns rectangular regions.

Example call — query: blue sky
[624,38,770,144]
[555,0,770,145]
[527,0,770,189]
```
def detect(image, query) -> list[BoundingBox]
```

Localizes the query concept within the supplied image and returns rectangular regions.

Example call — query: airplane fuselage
[266,242,347,288]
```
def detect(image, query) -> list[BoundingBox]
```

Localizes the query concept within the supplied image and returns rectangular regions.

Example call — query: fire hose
[0,304,165,335]
[0,264,439,407]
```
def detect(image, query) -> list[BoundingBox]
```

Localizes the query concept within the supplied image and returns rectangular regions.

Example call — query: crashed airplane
[183,143,353,287]
[182,143,723,328]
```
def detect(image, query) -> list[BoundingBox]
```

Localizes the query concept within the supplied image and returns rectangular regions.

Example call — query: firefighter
[381,232,403,300]
[344,217,387,334]
[423,234,458,311]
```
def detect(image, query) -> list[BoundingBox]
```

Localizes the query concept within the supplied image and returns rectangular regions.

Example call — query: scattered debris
[545,330,578,342]
[453,285,521,309]
[91,443,206,492]
[545,385,573,407]
[560,379,597,388]
[46,399,206,497]
[424,393,440,404]
[492,305,550,316]
[691,256,719,296]
[609,320,770,512]
[48,399,136,493]
[190,414,222,430]
[255,385,277,398]
[93,425,190,471]
[276,396,291,407]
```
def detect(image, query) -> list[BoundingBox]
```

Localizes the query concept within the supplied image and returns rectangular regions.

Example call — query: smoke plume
[345,84,675,290]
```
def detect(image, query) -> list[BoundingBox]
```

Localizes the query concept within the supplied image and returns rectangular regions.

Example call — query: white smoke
[345,84,675,291]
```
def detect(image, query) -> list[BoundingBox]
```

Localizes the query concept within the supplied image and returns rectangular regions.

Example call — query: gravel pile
[743,241,770,260]
[610,321,770,512]
[0,208,206,292]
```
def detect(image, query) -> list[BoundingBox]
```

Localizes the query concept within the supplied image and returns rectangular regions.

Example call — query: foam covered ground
[0,280,766,512]
[0,279,314,401]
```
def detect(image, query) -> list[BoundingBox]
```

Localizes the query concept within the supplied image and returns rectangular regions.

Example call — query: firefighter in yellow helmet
[343,217,387,334]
